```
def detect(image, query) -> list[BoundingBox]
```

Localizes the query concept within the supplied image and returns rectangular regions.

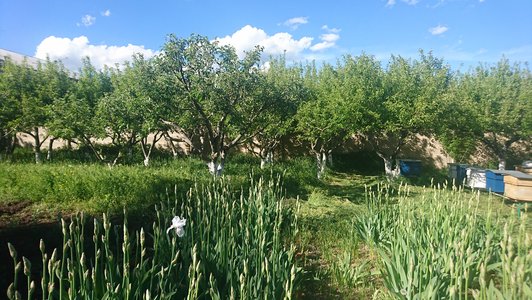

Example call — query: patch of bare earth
[0,201,57,230]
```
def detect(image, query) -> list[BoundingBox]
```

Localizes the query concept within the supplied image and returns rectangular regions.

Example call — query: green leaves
[356,183,531,299]
[7,176,299,299]
[438,58,531,164]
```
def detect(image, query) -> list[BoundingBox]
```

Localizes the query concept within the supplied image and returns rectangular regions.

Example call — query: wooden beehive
[503,171,532,202]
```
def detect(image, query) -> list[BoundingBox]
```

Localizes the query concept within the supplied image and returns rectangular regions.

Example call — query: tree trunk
[498,158,506,170]
[126,145,133,163]
[260,151,273,169]
[110,151,123,167]
[208,150,225,176]
[6,134,16,159]
[164,132,181,159]
[47,138,55,161]
[327,152,333,168]
[384,158,394,176]
[380,155,398,178]
[33,127,42,164]
[316,151,327,180]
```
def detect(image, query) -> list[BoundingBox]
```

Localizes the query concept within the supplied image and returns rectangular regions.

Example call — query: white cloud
[429,25,449,35]
[386,0,397,7]
[35,36,157,71]
[321,25,341,33]
[216,25,313,60]
[386,0,419,7]
[282,17,309,30]
[101,10,111,17]
[310,33,340,51]
[310,26,341,52]
[79,14,96,27]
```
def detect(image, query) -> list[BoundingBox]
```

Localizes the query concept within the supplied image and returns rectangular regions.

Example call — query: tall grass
[0,159,208,212]
[6,177,299,299]
[0,155,317,216]
[354,183,532,299]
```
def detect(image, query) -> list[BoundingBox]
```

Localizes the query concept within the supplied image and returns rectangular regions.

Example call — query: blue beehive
[398,159,422,177]
[485,170,506,194]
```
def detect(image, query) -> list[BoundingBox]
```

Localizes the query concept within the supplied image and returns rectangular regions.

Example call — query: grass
[0,154,319,227]
[6,177,298,299]
[0,158,208,224]
[292,171,531,299]
[1,154,531,299]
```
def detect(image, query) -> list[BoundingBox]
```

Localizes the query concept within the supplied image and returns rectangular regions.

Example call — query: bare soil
[0,201,58,230]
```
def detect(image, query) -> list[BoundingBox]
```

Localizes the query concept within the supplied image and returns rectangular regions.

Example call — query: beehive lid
[491,170,532,180]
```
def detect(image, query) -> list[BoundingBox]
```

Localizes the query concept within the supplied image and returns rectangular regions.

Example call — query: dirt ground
[0,201,59,230]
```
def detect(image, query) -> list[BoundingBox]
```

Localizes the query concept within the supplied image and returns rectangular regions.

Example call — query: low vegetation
[1,156,531,299]
[7,177,298,299]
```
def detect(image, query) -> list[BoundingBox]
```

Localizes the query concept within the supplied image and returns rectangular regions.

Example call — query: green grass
[7,177,298,299]
[291,172,531,299]
[0,158,208,218]
[1,154,531,299]
[0,155,318,226]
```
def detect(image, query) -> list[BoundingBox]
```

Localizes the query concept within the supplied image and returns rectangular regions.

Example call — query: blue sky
[1,0,531,71]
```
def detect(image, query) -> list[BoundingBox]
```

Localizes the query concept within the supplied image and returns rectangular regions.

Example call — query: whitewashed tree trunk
[383,157,399,177]
[316,151,327,180]
[208,151,225,176]
[208,160,224,176]
[384,158,393,176]
[498,158,506,170]
[260,151,273,169]
[327,152,333,168]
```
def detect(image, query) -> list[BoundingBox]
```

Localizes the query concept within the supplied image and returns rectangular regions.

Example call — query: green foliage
[438,58,532,164]
[355,183,532,299]
[297,62,352,153]
[158,34,271,168]
[0,160,207,215]
[7,177,299,299]
[330,252,371,289]
[253,56,307,160]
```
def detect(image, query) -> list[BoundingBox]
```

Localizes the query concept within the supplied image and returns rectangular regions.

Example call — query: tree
[361,51,451,176]
[435,73,482,163]
[296,62,351,179]
[253,56,306,168]
[0,58,68,163]
[95,55,166,166]
[0,58,23,159]
[48,58,112,162]
[457,59,531,169]
[296,55,386,179]
[159,34,270,175]
[38,59,72,160]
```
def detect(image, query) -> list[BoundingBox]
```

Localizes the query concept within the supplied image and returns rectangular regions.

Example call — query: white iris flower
[167,216,186,237]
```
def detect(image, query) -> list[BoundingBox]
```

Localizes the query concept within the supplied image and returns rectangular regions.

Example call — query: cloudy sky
[0,0,530,71]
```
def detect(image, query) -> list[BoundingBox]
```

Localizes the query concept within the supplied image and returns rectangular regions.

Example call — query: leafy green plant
[330,251,371,289]
[6,176,300,299]
[355,183,531,299]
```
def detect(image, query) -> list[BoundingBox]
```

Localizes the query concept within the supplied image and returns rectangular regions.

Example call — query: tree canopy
[1,36,530,175]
